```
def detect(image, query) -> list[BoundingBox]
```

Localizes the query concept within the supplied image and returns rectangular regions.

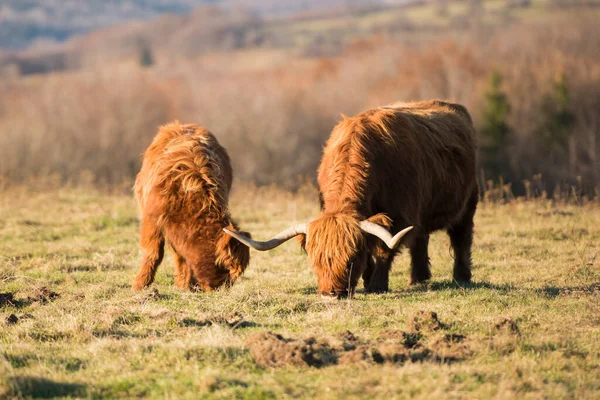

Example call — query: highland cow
[132,122,250,291]
[225,100,478,298]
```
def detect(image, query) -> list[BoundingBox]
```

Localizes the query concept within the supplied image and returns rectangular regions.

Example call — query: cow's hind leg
[410,234,431,284]
[448,192,478,283]
[132,218,165,291]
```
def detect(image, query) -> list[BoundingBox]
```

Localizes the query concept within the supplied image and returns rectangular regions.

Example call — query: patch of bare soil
[428,333,471,361]
[28,287,60,304]
[0,292,15,306]
[5,314,18,325]
[180,312,254,329]
[536,210,574,217]
[488,317,521,354]
[211,312,247,328]
[143,287,160,301]
[135,287,162,304]
[493,317,520,335]
[246,332,337,368]
[246,312,472,368]
[2,288,59,308]
[407,311,444,333]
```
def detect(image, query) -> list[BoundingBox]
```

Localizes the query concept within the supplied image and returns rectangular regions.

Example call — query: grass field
[0,185,599,399]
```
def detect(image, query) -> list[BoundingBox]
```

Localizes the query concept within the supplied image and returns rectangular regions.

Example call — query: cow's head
[223,214,412,298]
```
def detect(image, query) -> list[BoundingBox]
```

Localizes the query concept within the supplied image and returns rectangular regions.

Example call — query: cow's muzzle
[319,289,354,299]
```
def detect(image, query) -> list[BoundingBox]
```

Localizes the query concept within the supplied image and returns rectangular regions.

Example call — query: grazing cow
[225,100,478,298]
[132,122,251,291]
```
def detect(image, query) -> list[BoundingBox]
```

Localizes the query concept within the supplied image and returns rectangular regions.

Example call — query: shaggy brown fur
[305,100,478,296]
[132,122,250,291]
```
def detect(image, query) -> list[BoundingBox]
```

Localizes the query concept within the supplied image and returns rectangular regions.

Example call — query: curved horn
[360,221,413,249]
[223,224,307,251]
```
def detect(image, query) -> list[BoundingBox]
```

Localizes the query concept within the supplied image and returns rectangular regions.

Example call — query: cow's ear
[224,229,252,257]
[296,234,307,253]
[217,228,251,282]
[217,227,251,263]
[236,230,252,241]
[366,213,393,229]
[365,213,393,253]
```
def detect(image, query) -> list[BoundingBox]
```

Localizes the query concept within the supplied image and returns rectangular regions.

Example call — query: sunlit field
[1,185,598,399]
[1,0,600,398]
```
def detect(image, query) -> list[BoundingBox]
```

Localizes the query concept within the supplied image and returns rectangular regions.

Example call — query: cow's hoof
[453,274,472,284]
[131,281,147,291]
[409,271,432,285]
[364,286,389,294]
[409,277,430,285]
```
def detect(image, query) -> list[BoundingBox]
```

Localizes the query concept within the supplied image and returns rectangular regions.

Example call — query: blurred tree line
[0,6,598,198]
[479,70,578,195]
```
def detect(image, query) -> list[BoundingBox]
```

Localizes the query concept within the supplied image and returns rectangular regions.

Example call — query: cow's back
[318,100,478,232]
[134,122,233,226]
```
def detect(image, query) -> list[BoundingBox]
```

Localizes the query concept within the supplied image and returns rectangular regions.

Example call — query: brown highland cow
[225,100,478,298]
[132,122,250,291]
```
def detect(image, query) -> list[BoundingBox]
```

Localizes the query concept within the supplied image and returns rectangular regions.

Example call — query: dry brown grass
[0,184,598,398]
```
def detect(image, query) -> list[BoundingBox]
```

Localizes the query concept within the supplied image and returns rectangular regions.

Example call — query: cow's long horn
[360,221,413,249]
[223,224,307,251]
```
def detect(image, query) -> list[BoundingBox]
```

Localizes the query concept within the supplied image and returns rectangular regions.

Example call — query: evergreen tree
[139,46,154,68]
[479,71,512,180]
[535,72,575,166]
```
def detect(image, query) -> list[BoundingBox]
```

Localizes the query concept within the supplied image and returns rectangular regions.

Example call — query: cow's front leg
[364,250,394,293]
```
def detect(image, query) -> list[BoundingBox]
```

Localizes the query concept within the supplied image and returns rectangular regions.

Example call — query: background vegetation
[0,0,599,195]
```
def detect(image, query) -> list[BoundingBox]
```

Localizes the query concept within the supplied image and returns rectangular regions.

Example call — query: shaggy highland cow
[225,100,478,298]
[132,122,250,291]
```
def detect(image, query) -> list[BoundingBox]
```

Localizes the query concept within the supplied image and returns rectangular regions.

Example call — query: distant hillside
[1,0,599,77]
[0,0,384,50]
[0,0,215,50]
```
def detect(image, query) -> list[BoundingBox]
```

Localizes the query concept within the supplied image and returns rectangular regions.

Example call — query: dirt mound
[180,312,254,329]
[488,317,521,354]
[28,287,60,304]
[5,314,18,325]
[211,312,247,328]
[493,317,520,335]
[428,333,471,361]
[376,329,470,363]
[246,312,471,368]
[337,345,379,364]
[407,311,444,333]
[326,330,361,352]
[337,330,360,345]
[2,288,59,308]
[246,332,337,368]
[139,287,160,302]
[378,329,422,348]
[0,293,15,307]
